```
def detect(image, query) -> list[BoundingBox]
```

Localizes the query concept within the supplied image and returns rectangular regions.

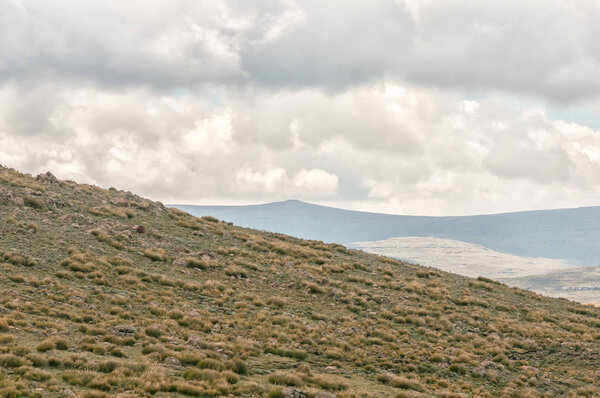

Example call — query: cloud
[2,1,600,215]
[1,80,600,214]
[235,167,338,197]
[2,0,600,103]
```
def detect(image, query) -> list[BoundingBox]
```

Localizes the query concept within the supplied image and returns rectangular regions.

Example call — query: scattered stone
[282,388,307,398]
[313,393,336,398]
[164,357,182,368]
[481,360,504,370]
[187,336,202,348]
[110,325,137,336]
[111,198,129,207]
[13,197,24,206]
[131,201,151,211]
[36,171,59,184]
[60,389,75,397]
[176,246,191,254]
[173,257,188,267]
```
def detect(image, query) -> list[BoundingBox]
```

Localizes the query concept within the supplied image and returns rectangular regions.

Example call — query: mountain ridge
[175,201,600,267]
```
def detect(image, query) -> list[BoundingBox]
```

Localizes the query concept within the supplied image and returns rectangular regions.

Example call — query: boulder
[36,171,59,184]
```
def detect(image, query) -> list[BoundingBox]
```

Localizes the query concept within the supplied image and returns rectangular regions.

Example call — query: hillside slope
[1,166,600,397]
[176,200,600,266]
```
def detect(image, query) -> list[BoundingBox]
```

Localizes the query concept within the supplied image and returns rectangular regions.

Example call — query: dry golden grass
[0,165,599,397]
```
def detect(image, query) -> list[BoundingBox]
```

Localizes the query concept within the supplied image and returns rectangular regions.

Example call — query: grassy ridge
[0,165,599,397]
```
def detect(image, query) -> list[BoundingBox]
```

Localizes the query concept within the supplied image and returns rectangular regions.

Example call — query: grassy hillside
[0,166,599,398]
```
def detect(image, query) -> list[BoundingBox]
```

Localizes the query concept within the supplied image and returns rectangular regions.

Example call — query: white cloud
[235,167,338,197]
[1,80,599,215]
[1,1,600,215]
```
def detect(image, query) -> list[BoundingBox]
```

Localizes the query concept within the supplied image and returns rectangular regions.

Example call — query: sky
[1,0,600,216]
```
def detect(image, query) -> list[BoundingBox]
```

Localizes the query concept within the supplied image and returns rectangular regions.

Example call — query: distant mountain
[174,200,600,267]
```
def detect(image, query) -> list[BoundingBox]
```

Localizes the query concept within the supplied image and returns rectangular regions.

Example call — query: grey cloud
[0,0,248,88]
[2,1,600,103]
[483,144,572,183]
[241,0,412,90]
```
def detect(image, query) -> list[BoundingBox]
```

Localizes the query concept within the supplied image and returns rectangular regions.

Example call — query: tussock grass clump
[89,205,134,219]
[0,354,28,368]
[1,251,37,267]
[143,247,167,262]
[377,374,425,392]
[268,372,303,387]
[181,257,213,269]
[145,326,162,338]
[23,195,45,209]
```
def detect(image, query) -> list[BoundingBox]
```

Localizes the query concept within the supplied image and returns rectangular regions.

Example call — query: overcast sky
[2,0,600,215]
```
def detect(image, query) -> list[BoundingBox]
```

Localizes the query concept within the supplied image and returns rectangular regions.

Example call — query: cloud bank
[1,0,600,215]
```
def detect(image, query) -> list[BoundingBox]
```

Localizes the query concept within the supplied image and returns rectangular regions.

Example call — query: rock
[471,366,487,377]
[176,246,191,253]
[111,198,129,207]
[521,365,539,375]
[173,257,187,267]
[282,388,307,398]
[60,388,75,397]
[13,197,24,206]
[313,393,337,398]
[481,360,504,370]
[131,201,151,211]
[164,356,182,368]
[110,325,137,336]
[187,336,203,347]
[36,171,59,184]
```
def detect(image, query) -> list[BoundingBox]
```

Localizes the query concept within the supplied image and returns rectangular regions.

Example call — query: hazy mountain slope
[500,266,600,304]
[176,200,600,266]
[351,237,594,303]
[2,166,600,397]
[351,237,571,279]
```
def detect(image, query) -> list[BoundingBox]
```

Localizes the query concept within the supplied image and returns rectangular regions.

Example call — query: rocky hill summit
[0,165,599,397]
